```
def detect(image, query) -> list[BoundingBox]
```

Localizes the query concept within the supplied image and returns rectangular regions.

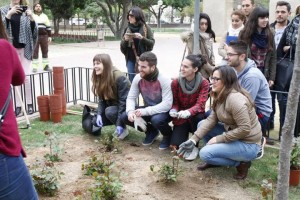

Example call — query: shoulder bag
[275,47,294,91]
[0,85,12,130]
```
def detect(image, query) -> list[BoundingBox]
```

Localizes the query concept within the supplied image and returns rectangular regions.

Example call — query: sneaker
[15,107,22,116]
[142,131,159,146]
[27,104,34,115]
[32,68,37,73]
[185,146,199,161]
[256,137,266,160]
[159,136,171,150]
[43,65,52,72]
[117,128,129,140]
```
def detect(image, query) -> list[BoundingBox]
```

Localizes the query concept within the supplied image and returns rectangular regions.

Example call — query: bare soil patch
[25,133,259,200]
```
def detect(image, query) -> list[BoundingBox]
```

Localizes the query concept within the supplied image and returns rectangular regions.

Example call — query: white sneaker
[117,128,129,140]
[185,146,199,161]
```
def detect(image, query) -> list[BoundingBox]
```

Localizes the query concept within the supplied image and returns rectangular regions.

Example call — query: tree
[41,0,88,34]
[276,27,300,199]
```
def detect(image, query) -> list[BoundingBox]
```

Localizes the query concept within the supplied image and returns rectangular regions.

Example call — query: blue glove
[96,115,103,127]
[116,126,124,136]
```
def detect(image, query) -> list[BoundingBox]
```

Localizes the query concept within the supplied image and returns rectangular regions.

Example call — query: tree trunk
[53,18,61,36]
[276,26,300,200]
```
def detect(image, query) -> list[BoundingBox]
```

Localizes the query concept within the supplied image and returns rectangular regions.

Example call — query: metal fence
[14,67,97,114]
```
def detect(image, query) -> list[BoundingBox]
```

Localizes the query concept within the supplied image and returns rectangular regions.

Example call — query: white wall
[203,0,235,38]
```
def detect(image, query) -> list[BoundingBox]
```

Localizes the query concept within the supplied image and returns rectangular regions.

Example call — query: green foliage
[43,131,63,162]
[101,132,119,152]
[151,156,181,183]
[290,139,300,170]
[260,179,274,200]
[88,154,122,200]
[30,159,64,196]
[82,154,111,176]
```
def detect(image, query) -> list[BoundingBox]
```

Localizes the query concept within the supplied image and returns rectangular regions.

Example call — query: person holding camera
[0,0,38,117]
[120,6,155,82]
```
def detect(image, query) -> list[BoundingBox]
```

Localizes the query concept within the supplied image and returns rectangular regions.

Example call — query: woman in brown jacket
[177,66,262,180]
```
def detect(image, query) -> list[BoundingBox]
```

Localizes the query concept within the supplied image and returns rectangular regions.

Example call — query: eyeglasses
[128,14,135,18]
[210,77,222,82]
[226,53,240,57]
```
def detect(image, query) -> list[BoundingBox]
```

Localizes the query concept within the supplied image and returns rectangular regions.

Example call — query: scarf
[178,72,203,95]
[286,14,300,46]
[128,23,142,33]
[228,24,244,36]
[143,67,159,82]
[251,30,268,49]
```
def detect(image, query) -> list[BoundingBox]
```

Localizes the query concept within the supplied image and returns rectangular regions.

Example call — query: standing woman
[91,54,131,139]
[0,0,38,116]
[169,54,210,160]
[218,10,246,64]
[177,66,262,180]
[0,11,38,200]
[181,13,216,79]
[120,6,155,82]
[239,7,276,88]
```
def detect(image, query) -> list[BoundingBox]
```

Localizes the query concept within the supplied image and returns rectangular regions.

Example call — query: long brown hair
[211,66,254,111]
[91,54,116,100]
[239,7,274,51]
[0,12,8,40]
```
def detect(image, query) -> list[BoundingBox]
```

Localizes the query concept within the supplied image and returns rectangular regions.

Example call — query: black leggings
[170,113,205,148]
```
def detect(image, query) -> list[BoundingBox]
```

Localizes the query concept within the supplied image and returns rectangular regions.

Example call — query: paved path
[48,33,222,78]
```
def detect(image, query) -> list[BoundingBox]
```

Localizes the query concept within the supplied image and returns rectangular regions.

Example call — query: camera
[19,5,28,13]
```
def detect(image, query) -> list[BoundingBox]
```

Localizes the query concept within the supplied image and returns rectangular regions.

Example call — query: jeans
[197,121,259,167]
[171,113,205,147]
[126,60,136,82]
[270,91,287,131]
[258,114,270,137]
[0,154,38,200]
[277,93,288,130]
[121,111,172,137]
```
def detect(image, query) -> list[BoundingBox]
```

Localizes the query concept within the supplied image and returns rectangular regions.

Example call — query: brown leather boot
[197,162,220,171]
[234,161,251,180]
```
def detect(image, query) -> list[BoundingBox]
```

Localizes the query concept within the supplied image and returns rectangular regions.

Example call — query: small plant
[290,139,300,170]
[43,131,63,162]
[260,179,274,200]
[101,133,119,152]
[82,154,112,176]
[89,155,122,199]
[30,159,64,196]
[150,156,180,183]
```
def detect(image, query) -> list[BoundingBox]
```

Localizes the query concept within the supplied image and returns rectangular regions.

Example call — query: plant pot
[37,95,49,107]
[290,169,300,186]
[49,94,62,111]
[51,112,62,123]
[53,66,64,73]
[39,111,50,122]
[53,67,64,90]
[38,106,50,113]
[54,89,66,113]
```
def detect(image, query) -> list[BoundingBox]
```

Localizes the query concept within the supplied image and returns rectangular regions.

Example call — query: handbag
[0,85,12,130]
[82,105,101,136]
[275,48,294,91]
